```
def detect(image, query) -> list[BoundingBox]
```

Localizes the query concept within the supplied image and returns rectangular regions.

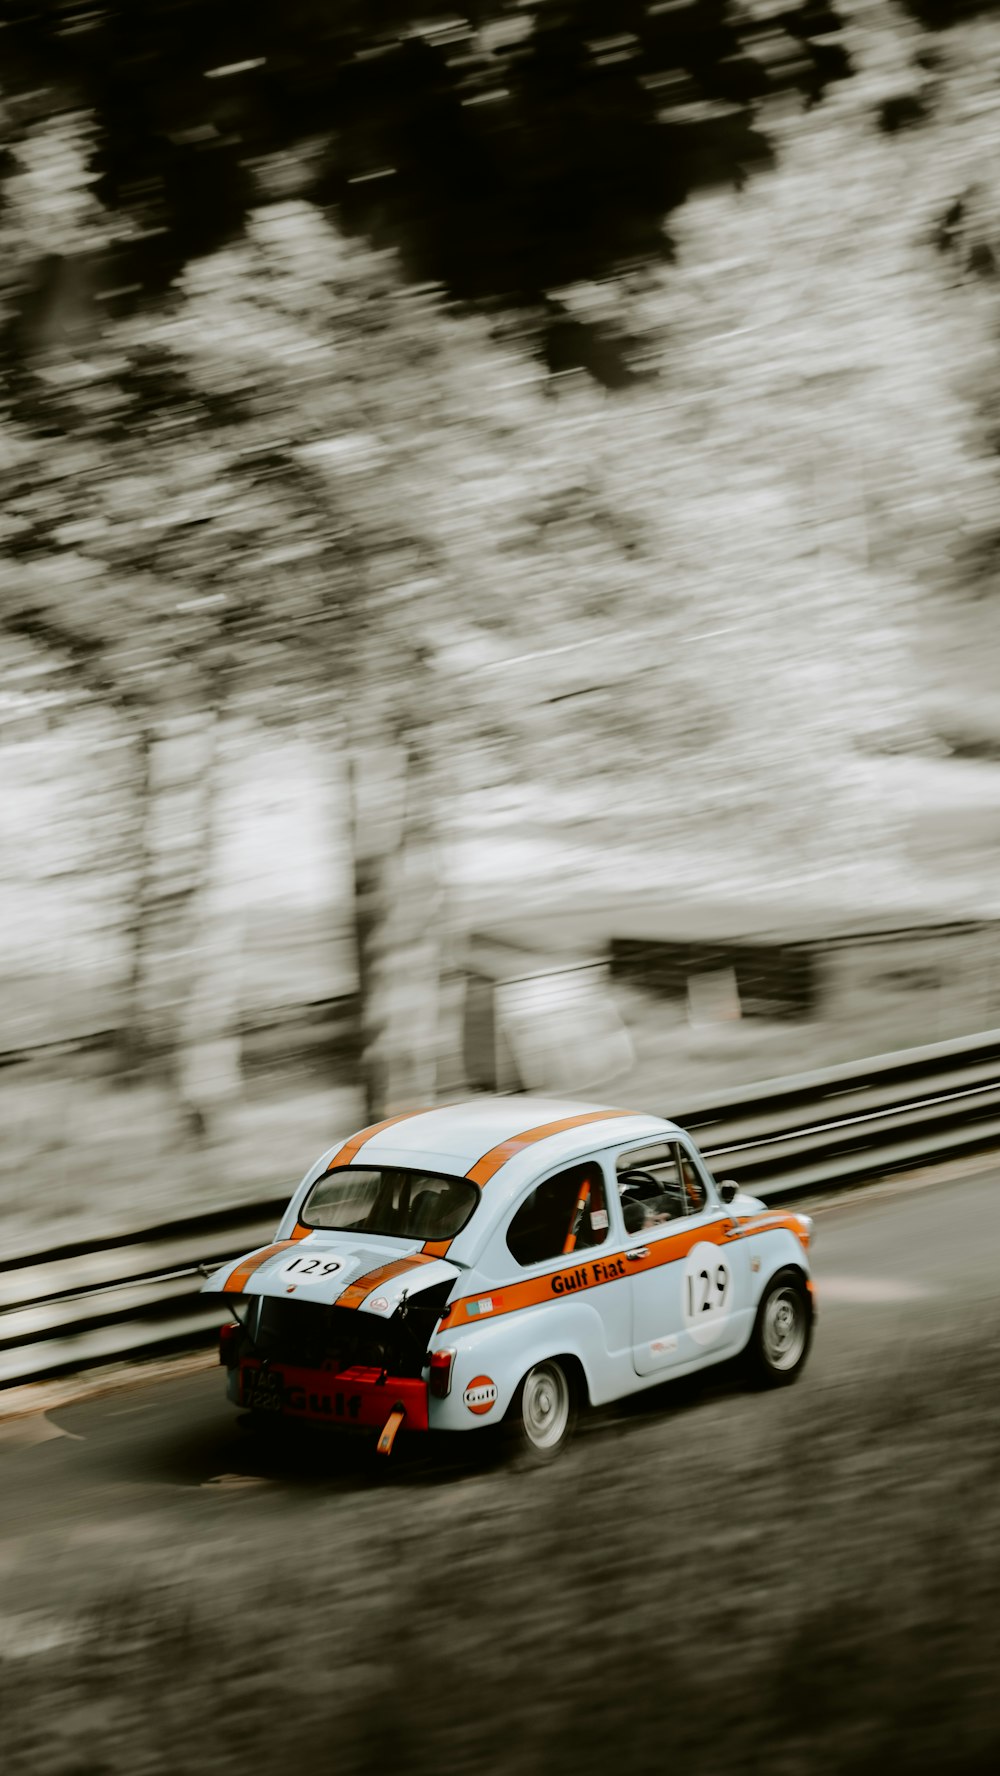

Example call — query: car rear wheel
[507,1359,576,1464]
[745,1268,812,1388]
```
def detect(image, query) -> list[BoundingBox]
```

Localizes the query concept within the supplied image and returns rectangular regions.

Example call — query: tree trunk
[119,719,153,1079]
[124,705,235,1134]
[175,715,243,1136]
[347,728,443,1121]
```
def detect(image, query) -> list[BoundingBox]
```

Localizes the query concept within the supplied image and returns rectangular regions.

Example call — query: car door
[479,1157,633,1370]
[615,1138,752,1377]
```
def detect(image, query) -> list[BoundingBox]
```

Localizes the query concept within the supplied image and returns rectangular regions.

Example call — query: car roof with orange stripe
[330,1098,669,1176]
[287,1097,676,1260]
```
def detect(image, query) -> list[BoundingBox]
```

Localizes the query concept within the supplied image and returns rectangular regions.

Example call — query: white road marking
[201,1473,271,1490]
[0,1350,217,1425]
[816,1275,932,1304]
[0,1614,79,1659]
[0,1413,83,1449]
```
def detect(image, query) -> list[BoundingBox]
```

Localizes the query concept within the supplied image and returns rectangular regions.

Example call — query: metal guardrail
[679,1025,1000,1195]
[4,1025,1000,1391]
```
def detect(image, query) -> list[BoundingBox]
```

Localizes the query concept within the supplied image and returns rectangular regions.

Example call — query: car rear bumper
[230,1358,430,1432]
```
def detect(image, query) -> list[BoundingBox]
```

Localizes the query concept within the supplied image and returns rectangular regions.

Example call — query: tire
[506,1359,577,1465]
[744,1268,812,1388]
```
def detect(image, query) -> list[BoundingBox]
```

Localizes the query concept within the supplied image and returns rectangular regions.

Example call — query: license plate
[242,1367,284,1412]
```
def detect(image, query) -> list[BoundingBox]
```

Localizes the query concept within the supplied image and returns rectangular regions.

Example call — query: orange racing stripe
[436,1212,810,1332]
[325,1107,442,1172]
[438,1221,709,1331]
[467,1109,634,1187]
[222,1226,309,1294]
[737,1212,812,1250]
[335,1252,439,1311]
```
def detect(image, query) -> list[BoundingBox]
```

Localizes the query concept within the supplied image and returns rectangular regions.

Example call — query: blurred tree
[8,1,988,1136]
[0,1,853,377]
[0,379,414,1123]
[0,181,537,1121]
[0,370,244,1128]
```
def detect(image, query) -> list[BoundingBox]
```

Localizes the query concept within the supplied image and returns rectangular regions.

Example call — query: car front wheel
[507,1359,576,1464]
[745,1268,812,1387]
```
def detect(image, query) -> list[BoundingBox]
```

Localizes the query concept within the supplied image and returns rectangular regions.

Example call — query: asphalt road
[1,1162,998,1636]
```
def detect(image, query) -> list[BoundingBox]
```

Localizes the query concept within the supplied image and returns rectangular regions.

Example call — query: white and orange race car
[202,1096,815,1462]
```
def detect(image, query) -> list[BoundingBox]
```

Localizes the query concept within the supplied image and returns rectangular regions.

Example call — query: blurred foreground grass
[2,1314,998,1776]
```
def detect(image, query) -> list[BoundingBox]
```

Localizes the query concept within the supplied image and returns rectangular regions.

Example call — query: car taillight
[219,1322,242,1367]
[428,1348,456,1398]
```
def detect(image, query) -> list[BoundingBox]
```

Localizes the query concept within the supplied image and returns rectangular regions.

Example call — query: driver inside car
[618,1166,685,1232]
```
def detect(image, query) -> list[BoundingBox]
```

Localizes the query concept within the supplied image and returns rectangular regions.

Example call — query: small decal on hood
[368,1296,390,1313]
[463,1376,498,1415]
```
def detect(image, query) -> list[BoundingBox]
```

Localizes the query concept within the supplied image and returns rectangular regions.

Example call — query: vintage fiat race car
[202,1096,815,1462]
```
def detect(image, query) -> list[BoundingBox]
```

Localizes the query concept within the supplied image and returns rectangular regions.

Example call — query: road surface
[1,1163,997,1629]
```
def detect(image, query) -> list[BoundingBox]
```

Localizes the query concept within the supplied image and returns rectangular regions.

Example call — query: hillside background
[3,0,1000,1253]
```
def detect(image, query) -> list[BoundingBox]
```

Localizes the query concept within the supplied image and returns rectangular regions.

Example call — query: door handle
[626,1248,648,1261]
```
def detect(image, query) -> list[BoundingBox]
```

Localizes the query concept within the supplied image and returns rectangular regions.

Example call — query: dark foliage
[1,0,853,314]
[877,91,931,132]
[934,187,1000,282]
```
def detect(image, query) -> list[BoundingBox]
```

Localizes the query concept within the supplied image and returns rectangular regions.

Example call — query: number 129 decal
[682,1244,733,1346]
[279,1254,345,1282]
[686,1265,729,1317]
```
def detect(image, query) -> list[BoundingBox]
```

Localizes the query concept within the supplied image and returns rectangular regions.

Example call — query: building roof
[466,896,1000,967]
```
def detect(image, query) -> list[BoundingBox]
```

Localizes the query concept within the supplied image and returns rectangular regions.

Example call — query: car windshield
[301,1166,479,1242]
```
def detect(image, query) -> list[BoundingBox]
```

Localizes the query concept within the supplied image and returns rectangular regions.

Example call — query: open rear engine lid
[201,1231,460,1313]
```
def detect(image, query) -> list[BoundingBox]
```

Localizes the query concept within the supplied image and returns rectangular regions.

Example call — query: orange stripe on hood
[467,1109,634,1187]
[325,1107,442,1171]
[223,1226,309,1293]
[738,1211,812,1250]
[335,1252,439,1311]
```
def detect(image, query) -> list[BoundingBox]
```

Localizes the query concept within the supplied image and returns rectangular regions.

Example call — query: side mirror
[719,1180,739,1205]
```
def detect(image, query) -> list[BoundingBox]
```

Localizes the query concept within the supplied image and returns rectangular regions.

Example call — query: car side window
[616,1144,686,1233]
[506,1162,609,1268]
[616,1142,708,1231]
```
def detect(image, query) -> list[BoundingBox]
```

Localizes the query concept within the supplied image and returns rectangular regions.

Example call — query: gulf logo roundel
[463,1375,498,1415]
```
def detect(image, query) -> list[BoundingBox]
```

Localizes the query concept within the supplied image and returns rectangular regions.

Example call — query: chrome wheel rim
[762,1286,806,1371]
[521,1362,570,1449]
